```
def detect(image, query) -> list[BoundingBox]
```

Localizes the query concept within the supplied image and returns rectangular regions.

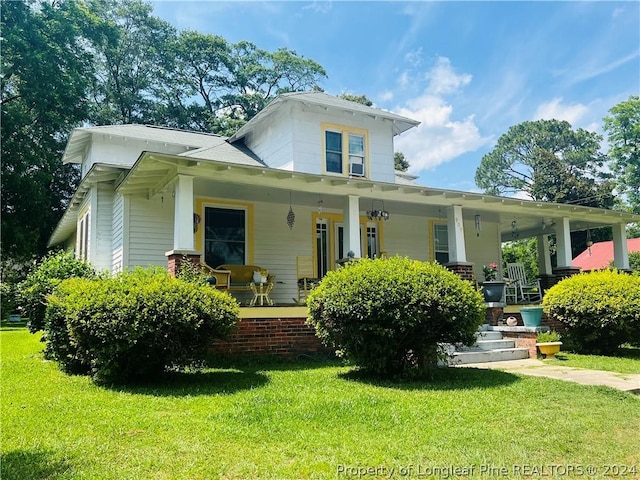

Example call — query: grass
[544,347,640,375]
[2,326,639,479]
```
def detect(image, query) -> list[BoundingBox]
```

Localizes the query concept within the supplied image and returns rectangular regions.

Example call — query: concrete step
[475,331,503,341]
[475,339,516,350]
[450,347,530,365]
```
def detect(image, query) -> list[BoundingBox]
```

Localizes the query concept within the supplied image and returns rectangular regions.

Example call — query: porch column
[537,234,553,275]
[173,174,195,251]
[447,205,467,263]
[555,217,572,267]
[612,223,630,270]
[343,194,362,258]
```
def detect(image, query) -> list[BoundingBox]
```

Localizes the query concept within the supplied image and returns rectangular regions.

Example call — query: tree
[1,1,108,262]
[87,0,176,125]
[163,33,327,135]
[394,152,409,172]
[476,119,616,258]
[604,95,640,214]
[475,120,614,208]
[338,93,372,106]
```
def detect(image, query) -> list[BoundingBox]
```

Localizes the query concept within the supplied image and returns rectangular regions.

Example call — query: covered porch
[117,153,639,306]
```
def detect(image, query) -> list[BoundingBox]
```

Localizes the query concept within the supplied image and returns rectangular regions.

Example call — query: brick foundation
[210,317,331,357]
[500,330,539,358]
[485,306,504,326]
[445,262,475,282]
[166,250,202,277]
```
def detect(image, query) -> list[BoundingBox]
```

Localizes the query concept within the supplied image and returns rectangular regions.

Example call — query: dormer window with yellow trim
[322,124,368,177]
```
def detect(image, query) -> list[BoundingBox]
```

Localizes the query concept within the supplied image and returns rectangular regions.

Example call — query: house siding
[111,194,126,273]
[94,183,114,272]
[242,102,396,182]
[128,195,174,267]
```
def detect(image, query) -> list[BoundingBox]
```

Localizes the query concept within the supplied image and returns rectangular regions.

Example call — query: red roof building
[573,238,640,270]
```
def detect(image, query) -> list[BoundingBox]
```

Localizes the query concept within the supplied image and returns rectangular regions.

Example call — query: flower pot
[536,341,562,358]
[520,306,543,327]
[481,281,505,302]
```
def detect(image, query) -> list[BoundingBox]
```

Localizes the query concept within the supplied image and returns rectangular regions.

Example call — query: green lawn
[2,326,639,480]
[544,348,640,375]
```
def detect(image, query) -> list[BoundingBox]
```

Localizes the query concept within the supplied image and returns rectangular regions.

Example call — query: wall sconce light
[475,214,481,237]
[366,199,390,221]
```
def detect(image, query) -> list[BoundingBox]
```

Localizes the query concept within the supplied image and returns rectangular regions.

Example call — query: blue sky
[151,1,640,192]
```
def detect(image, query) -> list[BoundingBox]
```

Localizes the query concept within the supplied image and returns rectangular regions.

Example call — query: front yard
[2,325,639,479]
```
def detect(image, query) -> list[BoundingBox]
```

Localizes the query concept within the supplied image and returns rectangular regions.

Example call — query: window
[316,220,329,277]
[348,134,365,176]
[204,207,246,267]
[77,209,90,261]
[433,223,449,264]
[325,131,343,173]
[323,124,368,177]
[366,225,378,259]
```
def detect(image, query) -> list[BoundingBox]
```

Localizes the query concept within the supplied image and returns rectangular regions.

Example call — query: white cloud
[392,57,488,172]
[378,90,394,102]
[303,0,332,14]
[425,57,472,95]
[533,97,589,126]
[395,94,488,171]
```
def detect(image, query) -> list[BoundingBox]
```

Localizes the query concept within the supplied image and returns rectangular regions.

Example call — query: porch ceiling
[117,153,640,240]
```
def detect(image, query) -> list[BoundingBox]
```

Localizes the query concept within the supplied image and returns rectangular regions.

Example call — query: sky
[151,0,640,192]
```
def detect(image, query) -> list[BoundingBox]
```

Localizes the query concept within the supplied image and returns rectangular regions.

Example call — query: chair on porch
[296,256,320,304]
[505,263,542,304]
[200,263,231,290]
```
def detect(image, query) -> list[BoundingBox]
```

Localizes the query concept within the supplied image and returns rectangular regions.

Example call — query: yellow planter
[536,341,562,359]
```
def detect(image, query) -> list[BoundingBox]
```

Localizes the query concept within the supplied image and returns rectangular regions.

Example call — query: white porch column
[537,234,553,275]
[173,174,195,251]
[343,194,362,258]
[556,217,572,267]
[447,205,467,263]
[612,223,630,270]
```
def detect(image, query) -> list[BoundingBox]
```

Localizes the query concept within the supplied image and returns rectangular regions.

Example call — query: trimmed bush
[44,267,239,383]
[18,251,97,332]
[543,270,640,355]
[307,257,485,377]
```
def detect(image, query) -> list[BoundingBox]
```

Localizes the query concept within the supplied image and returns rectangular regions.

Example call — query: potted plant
[480,263,505,302]
[536,331,562,358]
[520,305,544,326]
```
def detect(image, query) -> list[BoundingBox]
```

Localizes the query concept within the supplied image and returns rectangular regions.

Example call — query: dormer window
[323,124,368,177]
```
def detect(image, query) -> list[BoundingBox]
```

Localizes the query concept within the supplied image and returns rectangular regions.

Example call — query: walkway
[461,358,640,393]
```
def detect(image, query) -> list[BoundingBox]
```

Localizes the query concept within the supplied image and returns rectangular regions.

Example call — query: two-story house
[49,92,639,306]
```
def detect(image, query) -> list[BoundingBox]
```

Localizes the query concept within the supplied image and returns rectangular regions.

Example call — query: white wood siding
[382,214,430,261]
[84,137,188,178]
[128,196,174,268]
[241,102,397,182]
[111,194,126,273]
[94,183,114,272]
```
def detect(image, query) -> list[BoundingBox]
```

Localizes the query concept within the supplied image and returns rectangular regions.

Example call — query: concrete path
[461,358,640,393]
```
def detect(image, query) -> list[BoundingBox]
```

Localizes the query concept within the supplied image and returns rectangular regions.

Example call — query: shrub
[536,331,561,343]
[307,257,485,378]
[18,251,97,332]
[44,267,239,383]
[543,270,640,355]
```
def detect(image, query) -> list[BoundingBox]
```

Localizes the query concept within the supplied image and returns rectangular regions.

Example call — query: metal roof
[229,91,420,142]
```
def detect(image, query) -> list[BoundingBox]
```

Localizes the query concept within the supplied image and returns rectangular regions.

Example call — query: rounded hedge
[306,257,485,377]
[18,251,97,332]
[44,267,239,383]
[543,270,640,355]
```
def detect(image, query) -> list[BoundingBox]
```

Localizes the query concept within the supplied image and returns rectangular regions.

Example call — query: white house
[49,92,639,305]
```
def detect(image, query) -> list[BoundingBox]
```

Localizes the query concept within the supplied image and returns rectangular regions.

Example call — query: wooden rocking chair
[296,256,320,304]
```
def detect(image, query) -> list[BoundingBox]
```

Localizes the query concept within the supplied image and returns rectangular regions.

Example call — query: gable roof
[62,124,227,165]
[573,238,640,270]
[229,91,420,142]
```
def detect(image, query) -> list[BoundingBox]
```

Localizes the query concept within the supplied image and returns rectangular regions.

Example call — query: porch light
[586,226,593,254]
[475,214,481,237]
[366,199,390,221]
[511,220,519,239]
